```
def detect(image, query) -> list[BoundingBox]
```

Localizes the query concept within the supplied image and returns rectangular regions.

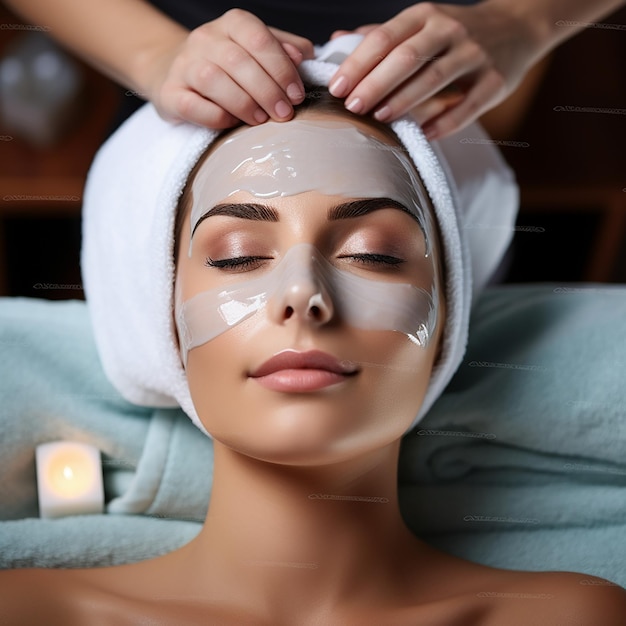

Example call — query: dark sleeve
[153,0,481,42]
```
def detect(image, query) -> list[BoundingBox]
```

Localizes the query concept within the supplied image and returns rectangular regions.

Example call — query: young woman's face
[175,111,444,465]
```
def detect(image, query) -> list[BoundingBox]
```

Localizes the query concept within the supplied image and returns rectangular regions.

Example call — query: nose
[281,281,334,325]
[270,249,334,326]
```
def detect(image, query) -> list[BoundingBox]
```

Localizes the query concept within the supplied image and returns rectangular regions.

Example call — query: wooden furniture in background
[501,7,626,284]
[0,4,121,296]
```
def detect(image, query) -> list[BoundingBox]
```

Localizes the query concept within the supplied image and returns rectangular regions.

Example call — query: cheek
[176,255,213,303]
[353,331,437,420]
[184,329,246,435]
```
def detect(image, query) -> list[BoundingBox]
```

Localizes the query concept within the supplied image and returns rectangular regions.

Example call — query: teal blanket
[1,286,625,585]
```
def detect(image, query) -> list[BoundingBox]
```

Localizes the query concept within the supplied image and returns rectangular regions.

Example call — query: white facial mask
[177,119,440,365]
[188,120,435,256]
[176,243,437,366]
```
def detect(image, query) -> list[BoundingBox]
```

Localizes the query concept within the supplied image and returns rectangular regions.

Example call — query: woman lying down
[1,48,625,626]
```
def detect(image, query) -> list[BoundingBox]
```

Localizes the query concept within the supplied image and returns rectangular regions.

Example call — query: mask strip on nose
[176,243,437,367]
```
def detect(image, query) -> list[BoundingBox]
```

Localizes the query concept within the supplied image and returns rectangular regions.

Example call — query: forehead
[188,116,428,237]
[210,109,401,153]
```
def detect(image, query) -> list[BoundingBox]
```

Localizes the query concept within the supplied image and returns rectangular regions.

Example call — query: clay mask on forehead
[188,120,435,254]
[176,119,440,367]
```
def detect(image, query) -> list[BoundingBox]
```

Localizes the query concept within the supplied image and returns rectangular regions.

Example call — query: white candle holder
[35,441,104,519]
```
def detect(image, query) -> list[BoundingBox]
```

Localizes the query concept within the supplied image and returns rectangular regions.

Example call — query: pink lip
[249,350,359,392]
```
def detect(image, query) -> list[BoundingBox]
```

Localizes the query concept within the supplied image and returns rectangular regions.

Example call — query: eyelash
[343,253,403,267]
[204,256,269,270]
[205,253,404,271]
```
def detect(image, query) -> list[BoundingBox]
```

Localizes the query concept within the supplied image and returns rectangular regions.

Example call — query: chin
[204,400,409,467]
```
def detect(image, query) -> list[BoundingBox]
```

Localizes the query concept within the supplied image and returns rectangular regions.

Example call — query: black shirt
[152,0,480,44]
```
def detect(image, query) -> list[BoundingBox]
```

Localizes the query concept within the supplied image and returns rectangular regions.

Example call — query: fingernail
[423,125,437,141]
[373,105,391,122]
[274,100,292,119]
[286,82,304,103]
[254,108,269,124]
[345,97,363,114]
[329,75,348,98]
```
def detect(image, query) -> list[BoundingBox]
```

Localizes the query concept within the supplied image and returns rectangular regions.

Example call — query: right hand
[144,9,315,129]
[327,1,540,140]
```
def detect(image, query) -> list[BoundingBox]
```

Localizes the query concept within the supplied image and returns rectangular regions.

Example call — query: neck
[174,439,433,620]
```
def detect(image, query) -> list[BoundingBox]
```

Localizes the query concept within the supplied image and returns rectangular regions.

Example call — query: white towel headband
[81,36,518,437]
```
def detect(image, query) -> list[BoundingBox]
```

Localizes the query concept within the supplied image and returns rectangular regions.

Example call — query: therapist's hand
[146,9,314,129]
[328,2,541,139]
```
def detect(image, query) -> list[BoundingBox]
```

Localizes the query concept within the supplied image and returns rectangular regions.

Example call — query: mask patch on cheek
[175,243,437,367]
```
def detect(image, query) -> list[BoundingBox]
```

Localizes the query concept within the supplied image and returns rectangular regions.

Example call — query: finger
[370,39,486,121]
[227,22,306,110]
[421,69,505,140]
[407,91,465,126]
[161,88,241,129]
[330,29,353,39]
[342,11,475,116]
[269,27,315,59]
[331,24,379,39]
[202,39,298,121]
[353,24,380,36]
[329,6,435,98]
[183,59,272,126]
[281,42,304,66]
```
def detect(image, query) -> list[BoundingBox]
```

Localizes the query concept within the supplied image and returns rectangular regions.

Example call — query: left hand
[328,1,542,139]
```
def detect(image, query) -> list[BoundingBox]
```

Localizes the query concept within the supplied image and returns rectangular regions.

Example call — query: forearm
[2,0,188,94]
[487,0,626,61]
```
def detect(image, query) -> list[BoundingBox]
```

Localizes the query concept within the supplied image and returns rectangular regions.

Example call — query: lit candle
[36,441,104,519]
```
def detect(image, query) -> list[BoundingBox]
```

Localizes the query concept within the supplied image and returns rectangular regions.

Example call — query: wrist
[481,0,554,61]
[128,24,189,99]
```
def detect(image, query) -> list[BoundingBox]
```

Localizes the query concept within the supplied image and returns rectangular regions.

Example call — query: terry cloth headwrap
[81,35,518,437]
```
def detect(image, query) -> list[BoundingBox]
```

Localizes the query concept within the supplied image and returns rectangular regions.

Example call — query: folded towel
[81,35,518,436]
[398,284,626,584]
[1,286,625,587]
[0,516,200,569]
[399,284,626,483]
[0,297,149,521]
[423,525,626,582]
[0,296,208,566]
[105,408,212,521]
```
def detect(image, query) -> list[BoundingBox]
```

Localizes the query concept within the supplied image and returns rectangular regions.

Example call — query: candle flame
[36,441,104,517]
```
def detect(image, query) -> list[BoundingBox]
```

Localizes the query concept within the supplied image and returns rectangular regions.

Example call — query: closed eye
[204,256,272,271]
[339,253,404,267]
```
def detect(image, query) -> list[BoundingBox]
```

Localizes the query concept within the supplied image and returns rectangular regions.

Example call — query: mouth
[249,350,360,392]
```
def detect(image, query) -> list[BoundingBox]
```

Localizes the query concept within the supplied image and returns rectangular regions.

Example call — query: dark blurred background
[0,4,625,301]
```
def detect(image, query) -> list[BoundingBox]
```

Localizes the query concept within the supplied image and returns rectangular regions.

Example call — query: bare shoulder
[0,568,77,625]
[0,565,160,626]
[0,564,265,626]
[488,570,626,626]
[541,571,626,625]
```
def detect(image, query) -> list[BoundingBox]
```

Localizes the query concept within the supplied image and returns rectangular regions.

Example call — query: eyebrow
[328,198,419,223]
[192,197,421,236]
[192,203,278,236]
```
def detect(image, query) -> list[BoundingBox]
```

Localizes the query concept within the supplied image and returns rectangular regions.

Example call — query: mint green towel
[1,287,624,586]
